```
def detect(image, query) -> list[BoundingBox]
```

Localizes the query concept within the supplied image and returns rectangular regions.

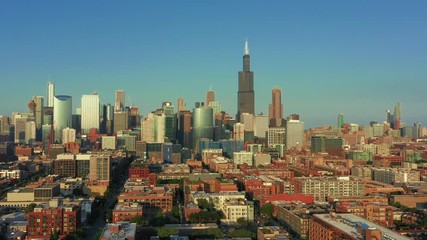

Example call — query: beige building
[372,168,420,184]
[351,166,372,180]
[89,154,111,181]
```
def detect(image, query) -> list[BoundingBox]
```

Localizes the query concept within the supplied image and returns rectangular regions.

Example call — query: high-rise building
[62,127,76,144]
[32,96,44,141]
[267,127,286,147]
[53,95,72,143]
[89,154,111,181]
[162,102,175,142]
[254,114,268,138]
[192,106,214,149]
[81,93,100,134]
[206,88,215,106]
[177,110,192,148]
[177,97,187,112]
[128,106,141,129]
[47,82,55,107]
[115,90,125,111]
[269,86,284,127]
[286,119,304,150]
[237,39,255,121]
[394,102,401,121]
[25,121,36,145]
[141,112,165,143]
[338,113,344,128]
[114,111,128,133]
[233,123,245,141]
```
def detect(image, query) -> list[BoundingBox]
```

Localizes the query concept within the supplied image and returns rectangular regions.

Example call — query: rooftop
[314,213,411,240]
[100,222,137,240]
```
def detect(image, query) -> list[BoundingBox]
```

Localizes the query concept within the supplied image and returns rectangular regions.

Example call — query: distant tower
[115,90,125,111]
[268,86,283,127]
[53,95,72,143]
[47,82,55,107]
[386,110,391,123]
[394,102,401,120]
[338,113,344,128]
[81,93,100,134]
[177,97,186,112]
[31,96,44,141]
[206,87,215,106]
[237,39,255,121]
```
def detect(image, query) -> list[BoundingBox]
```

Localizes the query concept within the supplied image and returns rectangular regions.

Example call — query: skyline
[1,1,427,128]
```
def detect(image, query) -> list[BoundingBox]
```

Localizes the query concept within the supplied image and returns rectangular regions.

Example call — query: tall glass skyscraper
[192,106,214,149]
[47,82,55,107]
[53,95,72,143]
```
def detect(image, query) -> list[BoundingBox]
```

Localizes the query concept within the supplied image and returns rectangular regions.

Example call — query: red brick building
[118,186,173,216]
[27,204,80,239]
[112,203,143,223]
[335,202,394,226]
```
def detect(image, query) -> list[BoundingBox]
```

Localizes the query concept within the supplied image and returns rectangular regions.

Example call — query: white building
[47,82,55,107]
[142,112,165,143]
[285,119,304,150]
[81,94,100,134]
[233,151,253,166]
[233,123,245,141]
[254,114,268,138]
[62,127,76,144]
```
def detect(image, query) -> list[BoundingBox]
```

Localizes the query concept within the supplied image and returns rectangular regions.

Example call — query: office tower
[31,96,44,141]
[241,113,254,131]
[338,113,344,128]
[41,124,51,150]
[206,88,215,106]
[115,90,125,111]
[89,154,111,181]
[81,93,100,134]
[25,121,36,145]
[394,102,401,120]
[53,95,72,143]
[178,110,192,148]
[62,127,76,144]
[253,114,268,138]
[142,112,165,143]
[286,119,304,150]
[233,123,245,141]
[162,102,176,142]
[386,110,391,123]
[128,106,141,129]
[192,106,214,149]
[43,107,53,125]
[47,82,55,107]
[237,39,255,121]
[177,97,187,112]
[114,111,128,133]
[267,127,286,146]
[208,101,221,125]
[14,114,31,144]
[269,86,284,127]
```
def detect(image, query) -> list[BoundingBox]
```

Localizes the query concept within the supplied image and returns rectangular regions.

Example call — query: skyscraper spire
[244,38,249,55]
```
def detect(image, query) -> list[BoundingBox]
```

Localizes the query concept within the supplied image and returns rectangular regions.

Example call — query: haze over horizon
[1,1,426,128]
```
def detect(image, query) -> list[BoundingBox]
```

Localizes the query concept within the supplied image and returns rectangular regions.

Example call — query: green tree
[130,215,144,225]
[260,203,274,218]
[171,205,180,218]
[25,203,37,213]
[157,227,179,239]
[197,199,211,209]
[227,229,255,239]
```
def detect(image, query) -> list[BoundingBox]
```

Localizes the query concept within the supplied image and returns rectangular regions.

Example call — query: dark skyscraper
[237,39,254,121]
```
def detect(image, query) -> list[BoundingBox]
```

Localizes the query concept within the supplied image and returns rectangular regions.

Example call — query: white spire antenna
[244,38,249,55]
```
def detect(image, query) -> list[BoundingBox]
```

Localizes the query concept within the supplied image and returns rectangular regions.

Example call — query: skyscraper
[53,95,72,143]
[268,86,283,127]
[47,82,55,107]
[115,90,125,111]
[237,39,255,121]
[192,106,214,149]
[394,102,401,120]
[206,88,215,106]
[338,113,344,128]
[81,93,100,134]
[286,119,304,150]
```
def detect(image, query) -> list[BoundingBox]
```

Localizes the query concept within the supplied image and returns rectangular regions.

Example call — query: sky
[1,1,426,128]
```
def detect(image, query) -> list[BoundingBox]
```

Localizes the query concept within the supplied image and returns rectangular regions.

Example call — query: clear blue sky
[1,1,426,128]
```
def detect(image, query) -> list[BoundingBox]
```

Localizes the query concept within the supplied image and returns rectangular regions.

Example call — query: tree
[260,203,274,218]
[130,215,144,225]
[197,199,211,209]
[157,227,178,239]
[25,203,37,213]
[171,205,180,219]
[237,217,248,227]
[227,229,255,239]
